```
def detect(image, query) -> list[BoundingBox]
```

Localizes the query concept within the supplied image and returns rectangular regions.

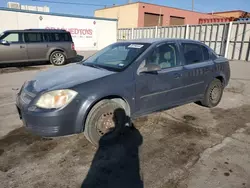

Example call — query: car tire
[49,51,66,66]
[200,78,223,108]
[84,100,126,146]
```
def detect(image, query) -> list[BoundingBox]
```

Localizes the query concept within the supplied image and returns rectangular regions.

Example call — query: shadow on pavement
[0,54,84,69]
[73,54,84,62]
[81,108,143,188]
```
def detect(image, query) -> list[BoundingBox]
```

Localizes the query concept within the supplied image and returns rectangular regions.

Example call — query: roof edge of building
[0,7,118,21]
[208,10,246,14]
[95,2,139,11]
[95,1,217,16]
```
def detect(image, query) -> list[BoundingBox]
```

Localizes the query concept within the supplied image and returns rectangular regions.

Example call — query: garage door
[144,13,163,27]
[170,16,185,26]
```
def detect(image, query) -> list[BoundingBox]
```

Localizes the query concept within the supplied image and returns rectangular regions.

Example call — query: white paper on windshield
[118,63,125,67]
[128,44,144,49]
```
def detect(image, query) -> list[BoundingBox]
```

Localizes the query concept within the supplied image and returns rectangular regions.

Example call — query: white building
[0,7,118,51]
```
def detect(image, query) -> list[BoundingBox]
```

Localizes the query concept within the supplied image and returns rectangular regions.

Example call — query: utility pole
[158,7,162,26]
[192,0,194,11]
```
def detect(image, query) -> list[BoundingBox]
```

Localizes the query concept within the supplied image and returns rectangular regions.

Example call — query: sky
[0,0,250,17]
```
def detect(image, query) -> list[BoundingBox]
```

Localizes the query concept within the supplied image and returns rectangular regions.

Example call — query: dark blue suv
[16,39,230,145]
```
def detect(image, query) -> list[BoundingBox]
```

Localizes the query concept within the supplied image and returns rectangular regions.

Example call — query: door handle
[20,45,25,49]
[174,73,182,79]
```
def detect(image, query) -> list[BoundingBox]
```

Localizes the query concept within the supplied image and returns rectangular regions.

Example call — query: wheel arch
[215,75,225,87]
[81,95,131,132]
[47,48,67,60]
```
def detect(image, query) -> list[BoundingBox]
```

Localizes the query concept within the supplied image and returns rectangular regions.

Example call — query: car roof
[3,29,69,33]
[121,38,204,45]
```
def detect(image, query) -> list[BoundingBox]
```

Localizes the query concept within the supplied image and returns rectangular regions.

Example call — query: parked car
[16,39,230,145]
[0,29,77,65]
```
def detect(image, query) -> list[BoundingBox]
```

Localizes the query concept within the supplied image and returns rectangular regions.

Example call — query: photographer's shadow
[81,108,143,188]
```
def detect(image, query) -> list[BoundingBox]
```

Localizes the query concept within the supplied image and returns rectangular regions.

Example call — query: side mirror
[0,40,9,45]
[139,63,161,73]
[217,53,224,57]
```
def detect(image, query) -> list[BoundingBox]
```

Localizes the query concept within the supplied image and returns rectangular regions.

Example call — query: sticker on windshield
[128,44,144,49]
[118,63,125,67]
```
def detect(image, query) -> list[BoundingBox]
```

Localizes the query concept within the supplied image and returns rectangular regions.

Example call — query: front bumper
[16,92,83,137]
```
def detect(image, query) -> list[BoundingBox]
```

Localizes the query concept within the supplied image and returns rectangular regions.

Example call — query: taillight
[71,43,75,50]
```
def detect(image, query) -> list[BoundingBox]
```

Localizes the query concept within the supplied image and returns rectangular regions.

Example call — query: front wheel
[84,100,127,146]
[200,78,223,108]
[49,51,66,66]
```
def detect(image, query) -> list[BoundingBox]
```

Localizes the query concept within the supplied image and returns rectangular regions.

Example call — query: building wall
[212,11,244,18]
[95,3,139,28]
[137,2,221,27]
[0,8,117,50]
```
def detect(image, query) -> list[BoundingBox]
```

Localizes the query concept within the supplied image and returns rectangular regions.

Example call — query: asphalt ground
[0,59,250,188]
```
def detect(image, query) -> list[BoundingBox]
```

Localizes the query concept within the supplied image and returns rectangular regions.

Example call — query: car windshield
[82,42,151,72]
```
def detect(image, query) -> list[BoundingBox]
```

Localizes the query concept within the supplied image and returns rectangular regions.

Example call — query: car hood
[32,63,115,92]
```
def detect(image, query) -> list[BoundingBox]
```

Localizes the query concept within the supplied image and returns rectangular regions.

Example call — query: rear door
[24,32,48,61]
[180,42,215,101]
[0,32,28,63]
[135,42,186,115]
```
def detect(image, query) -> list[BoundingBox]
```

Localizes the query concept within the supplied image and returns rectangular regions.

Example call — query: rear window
[182,43,210,64]
[43,32,72,42]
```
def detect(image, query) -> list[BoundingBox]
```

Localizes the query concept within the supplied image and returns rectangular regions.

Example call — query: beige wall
[212,12,243,18]
[95,4,139,28]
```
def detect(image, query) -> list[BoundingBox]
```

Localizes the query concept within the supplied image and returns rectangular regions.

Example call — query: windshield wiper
[83,63,104,70]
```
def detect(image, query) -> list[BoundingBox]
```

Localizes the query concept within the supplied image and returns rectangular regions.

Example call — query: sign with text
[39,15,97,50]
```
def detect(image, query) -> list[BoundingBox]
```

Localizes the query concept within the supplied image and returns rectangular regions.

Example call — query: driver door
[135,42,186,115]
[0,32,28,63]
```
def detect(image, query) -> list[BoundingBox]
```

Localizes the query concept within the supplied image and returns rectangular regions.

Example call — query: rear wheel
[84,100,126,146]
[50,51,66,66]
[200,78,223,108]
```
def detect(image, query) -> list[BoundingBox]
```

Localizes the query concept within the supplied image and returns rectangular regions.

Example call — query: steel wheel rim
[210,86,221,103]
[52,53,65,65]
[96,111,115,136]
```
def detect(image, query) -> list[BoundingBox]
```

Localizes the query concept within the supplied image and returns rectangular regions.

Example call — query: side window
[43,33,51,42]
[54,33,60,41]
[182,43,203,64]
[59,33,70,41]
[25,33,42,43]
[44,33,71,42]
[201,46,209,61]
[146,43,179,69]
[2,33,20,43]
[210,51,218,60]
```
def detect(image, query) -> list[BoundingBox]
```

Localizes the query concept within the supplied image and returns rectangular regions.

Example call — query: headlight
[36,89,78,109]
